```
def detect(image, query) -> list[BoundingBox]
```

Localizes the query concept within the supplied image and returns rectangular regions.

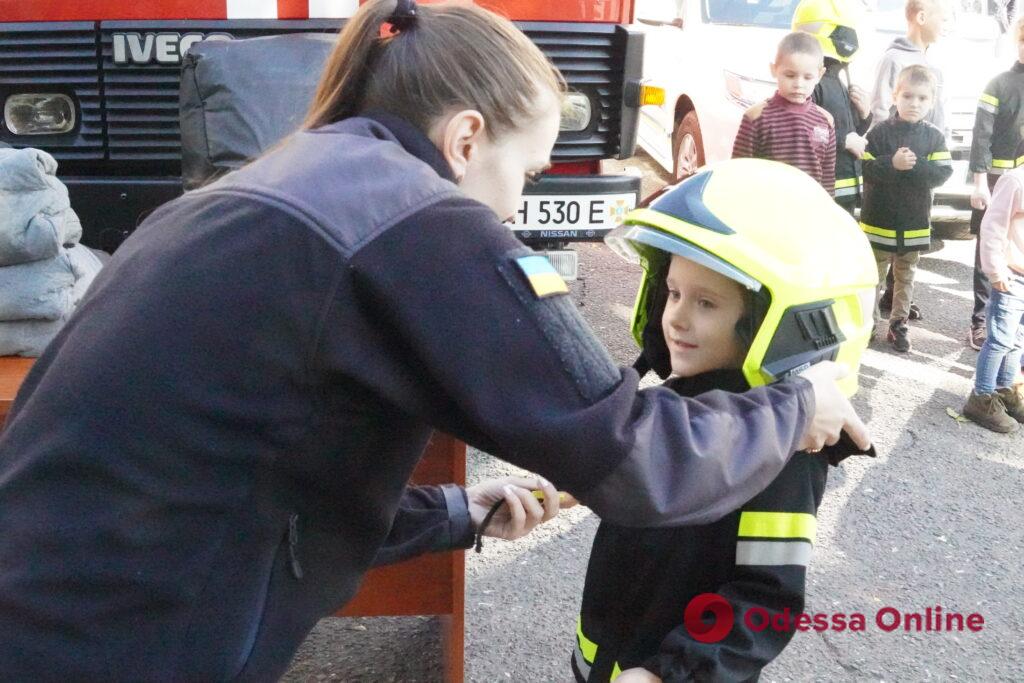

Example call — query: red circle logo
[684,593,734,643]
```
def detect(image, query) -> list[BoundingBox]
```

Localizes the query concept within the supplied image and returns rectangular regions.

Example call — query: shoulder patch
[514,255,569,299]
[744,101,768,121]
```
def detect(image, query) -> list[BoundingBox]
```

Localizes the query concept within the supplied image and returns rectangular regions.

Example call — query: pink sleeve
[979,173,1023,283]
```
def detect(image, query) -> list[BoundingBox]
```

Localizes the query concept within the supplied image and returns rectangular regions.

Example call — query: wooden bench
[0,357,465,681]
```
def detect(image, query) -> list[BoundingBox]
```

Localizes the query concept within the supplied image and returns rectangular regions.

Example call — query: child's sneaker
[908,302,922,320]
[962,391,1020,433]
[995,386,1024,424]
[887,318,911,352]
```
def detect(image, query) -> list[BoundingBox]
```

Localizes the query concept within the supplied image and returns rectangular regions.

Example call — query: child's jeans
[873,250,919,323]
[975,272,1024,395]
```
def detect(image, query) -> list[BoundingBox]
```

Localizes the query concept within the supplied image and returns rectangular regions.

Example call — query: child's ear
[817,65,826,79]
[769,61,778,78]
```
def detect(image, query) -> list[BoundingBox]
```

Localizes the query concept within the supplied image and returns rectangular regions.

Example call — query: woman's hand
[614,667,663,682]
[467,476,565,541]
[797,361,871,453]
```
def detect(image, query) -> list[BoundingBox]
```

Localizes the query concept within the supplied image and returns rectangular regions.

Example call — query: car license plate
[510,192,637,240]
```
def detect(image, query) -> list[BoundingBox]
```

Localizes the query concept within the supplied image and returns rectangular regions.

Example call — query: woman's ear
[431,109,486,183]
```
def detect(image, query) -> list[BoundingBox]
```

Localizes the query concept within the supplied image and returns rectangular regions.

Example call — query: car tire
[672,111,705,181]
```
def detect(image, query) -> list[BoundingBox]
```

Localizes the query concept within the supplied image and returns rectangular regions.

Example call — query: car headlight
[4,93,76,135]
[560,92,592,132]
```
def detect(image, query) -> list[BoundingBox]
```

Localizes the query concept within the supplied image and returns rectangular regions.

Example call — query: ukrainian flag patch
[515,255,569,298]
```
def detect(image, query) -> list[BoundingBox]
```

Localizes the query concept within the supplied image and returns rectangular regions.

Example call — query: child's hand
[844,132,867,158]
[467,475,562,541]
[971,184,991,211]
[614,668,663,683]
[892,147,917,171]
[848,84,870,119]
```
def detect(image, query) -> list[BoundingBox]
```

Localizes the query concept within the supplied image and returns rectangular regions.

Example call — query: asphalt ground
[283,155,1024,682]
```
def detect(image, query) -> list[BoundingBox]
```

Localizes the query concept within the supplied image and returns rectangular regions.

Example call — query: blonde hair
[304,0,566,138]
[904,0,941,22]
[895,64,937,95]
[775,31,823,64]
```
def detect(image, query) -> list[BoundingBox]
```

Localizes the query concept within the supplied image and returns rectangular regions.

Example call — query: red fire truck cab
[1,0,649,277]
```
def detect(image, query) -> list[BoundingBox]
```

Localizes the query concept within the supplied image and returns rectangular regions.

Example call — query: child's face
[661,255,747,378]
[893,81,934,123]
[770,51,824,105]
[915,2,946,45]
[1017,32,1024,63]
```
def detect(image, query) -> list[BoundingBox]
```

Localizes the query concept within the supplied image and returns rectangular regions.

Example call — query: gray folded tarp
[179,32,336,190]
[0,147,83,266]
[0,244,104,321]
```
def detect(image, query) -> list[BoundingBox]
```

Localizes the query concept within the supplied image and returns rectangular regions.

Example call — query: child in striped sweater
[732,32,836,196]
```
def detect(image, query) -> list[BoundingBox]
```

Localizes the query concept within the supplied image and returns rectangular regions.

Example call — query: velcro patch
[514,255,569,299]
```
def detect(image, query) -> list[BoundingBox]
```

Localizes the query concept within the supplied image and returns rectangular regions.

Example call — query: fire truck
[0,0,655,277]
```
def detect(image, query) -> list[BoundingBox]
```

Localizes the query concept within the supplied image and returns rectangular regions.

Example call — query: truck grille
[1,20,627,171]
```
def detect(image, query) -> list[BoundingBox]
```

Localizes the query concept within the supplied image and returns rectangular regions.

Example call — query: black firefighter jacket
[813,58,872,208]
[860,115,953,253]
[0,113,815,681]
[572,370,834,683]
[970,61,1024,177]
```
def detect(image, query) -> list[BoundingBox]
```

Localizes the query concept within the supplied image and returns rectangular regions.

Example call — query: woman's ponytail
[304,0,565,137]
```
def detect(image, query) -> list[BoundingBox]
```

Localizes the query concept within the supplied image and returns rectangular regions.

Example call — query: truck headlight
[4,94,75,135]
[560,92,592,132]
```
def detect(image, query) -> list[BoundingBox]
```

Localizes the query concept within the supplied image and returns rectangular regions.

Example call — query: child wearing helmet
[793,0,873,216]
[571,159,876,683]
[732,32,836,197]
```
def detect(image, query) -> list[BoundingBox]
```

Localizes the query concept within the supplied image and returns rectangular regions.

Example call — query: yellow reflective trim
[862,151,876,160]
[979,93,999,107]
[738,511,817,542]
[993,158,1015,168]
[611,663,623,680]
[860,222,898,238]
[1016,154,1024,167]
[927,151,951,161]
[904,228,931,238]
[835,177,859,188]
[576,617,598,663]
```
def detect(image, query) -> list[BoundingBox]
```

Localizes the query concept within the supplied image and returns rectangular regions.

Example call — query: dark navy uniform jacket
[0,113,813,681]
[813,58,872,210]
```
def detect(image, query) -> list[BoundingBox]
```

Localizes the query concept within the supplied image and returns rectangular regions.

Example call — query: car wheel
[672,111,705,181]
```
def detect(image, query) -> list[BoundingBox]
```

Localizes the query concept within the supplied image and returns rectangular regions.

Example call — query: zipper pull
[288,514,303,580]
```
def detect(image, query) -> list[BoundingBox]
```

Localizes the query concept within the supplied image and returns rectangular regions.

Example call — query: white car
[634,0,1012,222]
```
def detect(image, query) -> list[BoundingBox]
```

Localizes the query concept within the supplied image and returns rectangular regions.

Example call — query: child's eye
[698,298,716,309]
[666,288,681,301]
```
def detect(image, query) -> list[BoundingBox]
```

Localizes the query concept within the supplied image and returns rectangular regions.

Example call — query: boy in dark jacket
[966,16,1024,350]
[572,160,877,682]
[861,64,953,352]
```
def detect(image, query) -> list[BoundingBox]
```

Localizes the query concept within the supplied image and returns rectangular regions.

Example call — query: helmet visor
[606,224,762,292]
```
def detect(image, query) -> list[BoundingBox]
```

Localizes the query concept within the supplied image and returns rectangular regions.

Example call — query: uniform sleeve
[372,485,473,566]
[861,126,900,184]
[969,78,1000,174]
[823,123,837,196]
[339,198,813,528]
[732,115,757,159]
[905,129,953,188]
[979,173,1023,283]
[869,57,898,129]
[643,455,828,682]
